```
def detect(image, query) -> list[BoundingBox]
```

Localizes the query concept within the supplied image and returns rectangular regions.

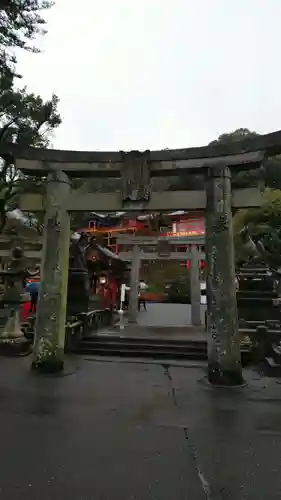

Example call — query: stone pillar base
[1,310,24,339]
[0,310,31,356]
[0,337,31,357]
[32,356,64,374]
[208,362,244,386]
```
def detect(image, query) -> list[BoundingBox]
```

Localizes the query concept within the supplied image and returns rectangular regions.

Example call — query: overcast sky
[16,0,281,152]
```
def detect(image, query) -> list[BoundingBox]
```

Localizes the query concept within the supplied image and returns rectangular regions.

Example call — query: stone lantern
[0,247,38,355]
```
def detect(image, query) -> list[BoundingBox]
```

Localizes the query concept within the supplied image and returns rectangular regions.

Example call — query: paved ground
[128,302,207,327]
[1,355,281,499]
[115,302,206,338]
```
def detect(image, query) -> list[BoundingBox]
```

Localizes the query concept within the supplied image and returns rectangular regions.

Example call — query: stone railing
[64,308,114,352]
[19,307,115,353]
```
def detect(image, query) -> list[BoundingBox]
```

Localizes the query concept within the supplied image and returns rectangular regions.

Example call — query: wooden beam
[0,235,42,244]
[0,249,42,258]
[149,130,281,161]
[15,150,264,177]
[117,236,159,245]
[232,188,262,208]
[19,193,44,212]
[119,252,205,260]
[19,188,262,212]
[151,151,264,176]
[0,248,205,260]
[162,236,205,244]
[116,236,205,245]
[5,128,281,174]
[16,159,122,178]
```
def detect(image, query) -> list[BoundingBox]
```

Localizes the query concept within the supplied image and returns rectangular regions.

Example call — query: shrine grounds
[0,355,281,499]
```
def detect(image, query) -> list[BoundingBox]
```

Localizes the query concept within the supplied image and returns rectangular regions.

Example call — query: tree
[233,189,281,269]
[0,74,61,232]
[170,129,262,192]
[209,128,258,146]
[210,128,263,188]
[210,129,281,267]
[264,156,281,190]
[0,0,52,76]
[209,128,281,189]
[0,0,60,232]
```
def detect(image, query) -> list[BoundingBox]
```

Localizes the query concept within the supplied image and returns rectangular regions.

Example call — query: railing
[237,320,281,364]
[65,308,114,352]
[19,308,115,352]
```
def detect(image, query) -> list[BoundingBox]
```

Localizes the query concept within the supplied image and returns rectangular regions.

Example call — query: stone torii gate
[4,130,281,384]
[116,234,205,326]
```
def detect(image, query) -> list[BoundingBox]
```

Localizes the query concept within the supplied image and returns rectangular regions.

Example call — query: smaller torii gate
[3,129,280,384]
[116,234,205,325]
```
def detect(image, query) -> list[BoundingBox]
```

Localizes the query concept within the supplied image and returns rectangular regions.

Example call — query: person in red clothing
[20,301,31,322]
[107,278,117,309]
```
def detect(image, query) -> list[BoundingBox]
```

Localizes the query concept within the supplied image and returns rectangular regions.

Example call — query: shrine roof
[95,243,126,263]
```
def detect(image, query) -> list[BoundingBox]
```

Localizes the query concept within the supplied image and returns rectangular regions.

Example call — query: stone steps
[75,336,207,360]
[75,335,253,363]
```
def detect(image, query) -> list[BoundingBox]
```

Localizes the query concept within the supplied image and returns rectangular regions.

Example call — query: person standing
[123,284,130,310]
[138,280,148,311]
[26,280,40,314]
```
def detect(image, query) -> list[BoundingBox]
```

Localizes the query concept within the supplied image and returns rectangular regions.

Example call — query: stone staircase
[75,335,207,361]
[74,334,253,363]
[262,342,281,376]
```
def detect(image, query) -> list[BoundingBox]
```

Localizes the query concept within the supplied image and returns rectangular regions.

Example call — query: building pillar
[32,170,71,373]
[190,244,201,326]
[205,165,243,386]
[128,245,141,323]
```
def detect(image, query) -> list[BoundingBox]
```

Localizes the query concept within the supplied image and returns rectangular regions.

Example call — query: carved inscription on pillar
[120,150,151,203]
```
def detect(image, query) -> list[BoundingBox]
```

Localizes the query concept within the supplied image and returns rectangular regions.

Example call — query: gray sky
[17,0,281,152]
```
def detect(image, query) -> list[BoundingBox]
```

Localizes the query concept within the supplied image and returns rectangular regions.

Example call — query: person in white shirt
[124,284,130,310]
[138,280,148,311]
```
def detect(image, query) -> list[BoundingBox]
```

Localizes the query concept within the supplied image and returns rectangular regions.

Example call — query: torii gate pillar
[32,170,71,373]
[190,244,201,326]
[128,244,141,323]
[206,165,242,385]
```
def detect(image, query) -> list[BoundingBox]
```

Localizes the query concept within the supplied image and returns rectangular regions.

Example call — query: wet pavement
[0,356,281,499]
[136,302,207,327]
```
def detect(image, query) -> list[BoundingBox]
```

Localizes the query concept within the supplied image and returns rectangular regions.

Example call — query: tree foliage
[233,189,281,268]
[0,76,61,231]
[210,128,281,267]
[0,0,52,76]
[0,0,60,233]
[209,128,258,146]
[170,128,262,192]
[0,81,61,146]
[209,128,281,189]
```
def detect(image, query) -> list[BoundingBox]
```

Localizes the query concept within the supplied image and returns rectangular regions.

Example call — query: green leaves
[1,0,53,76]
[233,189,281,268]
[0,70,61,232]
[209,128,258,146]
[0,1,59,234]
[0,86,61,147]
